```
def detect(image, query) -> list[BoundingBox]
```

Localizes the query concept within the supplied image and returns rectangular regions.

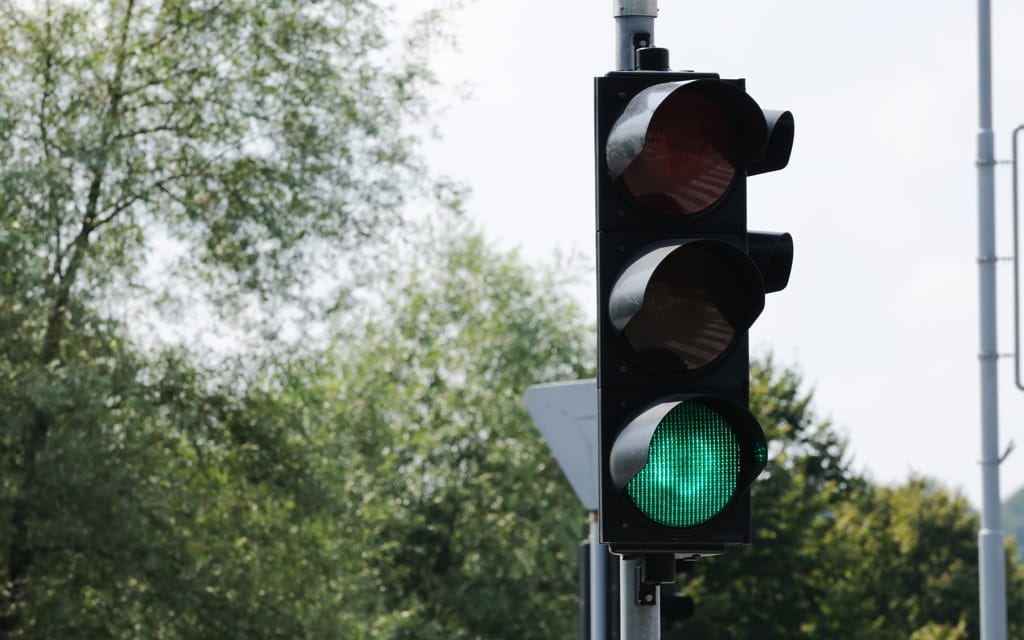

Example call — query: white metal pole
[976,0,1008,638]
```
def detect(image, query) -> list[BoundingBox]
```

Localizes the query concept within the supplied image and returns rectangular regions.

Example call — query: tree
[0,0,450,337]
[1003,484,1024,563]
[322,219,593,638]
[808,479,1006,640]
[1,0,455,635]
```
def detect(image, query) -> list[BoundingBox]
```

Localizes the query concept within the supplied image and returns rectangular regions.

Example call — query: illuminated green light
[625,403,740,528]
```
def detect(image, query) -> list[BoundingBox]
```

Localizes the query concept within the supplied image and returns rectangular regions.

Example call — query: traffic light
[596,68,794,557]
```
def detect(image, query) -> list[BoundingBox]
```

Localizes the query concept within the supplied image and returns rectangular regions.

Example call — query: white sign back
[523,379,599,511]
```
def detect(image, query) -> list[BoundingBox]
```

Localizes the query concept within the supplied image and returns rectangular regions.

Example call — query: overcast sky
[399,0,1024,508]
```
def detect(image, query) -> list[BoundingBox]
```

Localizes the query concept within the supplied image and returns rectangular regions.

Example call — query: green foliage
[0,0,468,636]
[1003,484,1024,563]
[811,480,982,638]
[0,0,446,330]
[1,329,351,637]
[325,220,592,638]
[3,186,595,637]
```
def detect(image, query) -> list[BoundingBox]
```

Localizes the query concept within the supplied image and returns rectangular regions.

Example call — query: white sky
[401,0,1024,508]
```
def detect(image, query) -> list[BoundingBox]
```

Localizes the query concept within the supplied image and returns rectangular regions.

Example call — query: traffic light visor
[609,240,765,372]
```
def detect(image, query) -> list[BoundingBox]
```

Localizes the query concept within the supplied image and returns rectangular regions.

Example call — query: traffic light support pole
[613,0,657,71]
[619,557,660,639]
[975,0,1009,638]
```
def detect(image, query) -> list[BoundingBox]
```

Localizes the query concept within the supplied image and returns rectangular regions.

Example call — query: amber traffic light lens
[616,242,764,372]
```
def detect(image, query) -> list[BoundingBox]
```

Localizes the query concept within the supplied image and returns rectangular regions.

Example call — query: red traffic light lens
[619,90,738,216]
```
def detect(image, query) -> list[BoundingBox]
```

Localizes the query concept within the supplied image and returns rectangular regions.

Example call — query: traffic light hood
[747,231,794,294]
[748,110,794,176]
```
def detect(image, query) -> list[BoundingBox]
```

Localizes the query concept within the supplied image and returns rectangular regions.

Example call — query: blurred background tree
[1003,486,1024,563]
[0,0,460,635]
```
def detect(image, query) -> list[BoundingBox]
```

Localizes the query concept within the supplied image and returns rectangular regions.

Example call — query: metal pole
[613,0,658,71]
[589,514,607,640]
[976,0,1008,638]
[619,557,659,640]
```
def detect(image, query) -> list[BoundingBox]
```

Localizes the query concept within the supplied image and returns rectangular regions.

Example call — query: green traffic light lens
[625,402,741,528]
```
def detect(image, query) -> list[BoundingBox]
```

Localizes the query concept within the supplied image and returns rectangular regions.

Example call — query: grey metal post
[589,514,607,640]
[613,0,658,71]
[619,557,659,639]
[975,0,1008,638]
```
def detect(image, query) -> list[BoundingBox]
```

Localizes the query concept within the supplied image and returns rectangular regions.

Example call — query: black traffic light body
[596,70,793,557]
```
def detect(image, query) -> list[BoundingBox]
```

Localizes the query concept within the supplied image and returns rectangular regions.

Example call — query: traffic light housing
[596,69,794,557]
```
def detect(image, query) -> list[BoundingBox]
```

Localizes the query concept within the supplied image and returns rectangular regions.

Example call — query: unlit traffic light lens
[610,241,765,372]
[619,90,737,216]
[625,402,740,527]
